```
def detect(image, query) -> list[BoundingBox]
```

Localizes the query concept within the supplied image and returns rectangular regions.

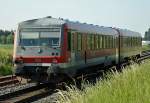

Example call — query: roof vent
[46,16,52,18]
[59,17,63,20]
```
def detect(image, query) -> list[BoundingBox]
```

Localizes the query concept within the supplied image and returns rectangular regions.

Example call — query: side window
[95,35,99,49]
[131,37,133,47]
[112,36,114,48]
[106,36,108,48]
[103,36,105,49]
[110,36,112,48]
[98,35,100,49]
[132,37,134,46]
[111,36,113,48]
[77,33,82,51]
[129,37,131,47]
[114,36,116,48]
[71,33,74,51]
[109,36,111,48]
[87,34,91,50]
[90,35,92,50]
[135,37,137,46]
[134,37,136,46]
[138,37,140,46]
[107,36,109,48]
[99,35,102,49]
[67,32,71,51]
[122,37,125,47]
[91,35,95,50]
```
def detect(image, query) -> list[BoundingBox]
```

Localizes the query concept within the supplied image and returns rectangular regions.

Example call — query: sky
[0,0,150,36]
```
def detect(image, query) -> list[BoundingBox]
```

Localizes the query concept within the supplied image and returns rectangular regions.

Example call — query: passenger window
[77,33,82,51]
[128,37,130,47]
[90,35,92,50]
[135,37,137,46]
[99,35,102,49]
[113,37,116,48]
[112,37,114,48]
[131,37,133,47]
[67,32,71,51]
[103,36,106,49]
[91,35,94,50]
[87,34,91,50]
[106,36,108,48]
[71,33,74,51]
[110,36,112,48]
[134,37,135,46]
[95,35,99,49]
[107,36,109,48]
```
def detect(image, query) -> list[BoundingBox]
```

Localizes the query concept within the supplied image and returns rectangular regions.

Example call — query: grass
[0,44,13,76]
[58,61,150,103]
[142,45,150,51]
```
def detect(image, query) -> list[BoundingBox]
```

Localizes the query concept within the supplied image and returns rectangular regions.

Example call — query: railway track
[0,82,55,103]
[0,75,20,88]
[139,50,150,61]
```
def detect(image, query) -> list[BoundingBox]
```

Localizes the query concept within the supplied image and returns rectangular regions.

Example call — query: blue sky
[0,0,150,35]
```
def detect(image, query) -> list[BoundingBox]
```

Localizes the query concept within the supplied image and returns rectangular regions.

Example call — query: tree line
[0,29,14,44]
[144,28,150,41]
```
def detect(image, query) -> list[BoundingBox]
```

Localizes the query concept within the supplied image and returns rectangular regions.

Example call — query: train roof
[118,29,141,37]
[19,16,141,37]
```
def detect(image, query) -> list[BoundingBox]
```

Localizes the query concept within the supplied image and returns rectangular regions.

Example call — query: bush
[0,64,12,76]
[0,45,13,76]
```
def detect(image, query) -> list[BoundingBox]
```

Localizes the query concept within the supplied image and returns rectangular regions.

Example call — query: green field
[59,61,150,103]
[0,44,13,75]
[142,45,150,51]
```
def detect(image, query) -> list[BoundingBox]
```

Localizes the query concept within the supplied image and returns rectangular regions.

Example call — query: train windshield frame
[19,28,61,47]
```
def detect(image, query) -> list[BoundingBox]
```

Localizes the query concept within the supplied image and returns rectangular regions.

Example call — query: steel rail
[0,82,55,103]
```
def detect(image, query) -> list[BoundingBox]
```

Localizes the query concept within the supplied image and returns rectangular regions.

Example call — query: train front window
[20,32,39,46]
[40,32,60,47]
[20,28,61,47]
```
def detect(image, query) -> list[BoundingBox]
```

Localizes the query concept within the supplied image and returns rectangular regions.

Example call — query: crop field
[59,61,150,103]
[0,44,13,76]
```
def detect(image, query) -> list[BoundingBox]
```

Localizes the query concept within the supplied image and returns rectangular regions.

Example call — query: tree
[0,29,14,44]
[6,34,13,44]
[144,28,150,41]
[1,35,6,44]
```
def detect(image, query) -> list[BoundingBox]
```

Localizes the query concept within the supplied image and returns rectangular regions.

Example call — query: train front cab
[13,24,69,82]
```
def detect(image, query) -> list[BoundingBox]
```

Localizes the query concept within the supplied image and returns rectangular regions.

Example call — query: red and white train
[13,16,142,83]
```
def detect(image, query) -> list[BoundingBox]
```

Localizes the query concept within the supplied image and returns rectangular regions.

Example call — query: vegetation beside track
[142,45,150,51]
[59,61,150,103]
[0,44,13,76]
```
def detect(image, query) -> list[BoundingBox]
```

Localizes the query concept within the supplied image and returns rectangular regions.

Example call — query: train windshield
[20,28,61,47]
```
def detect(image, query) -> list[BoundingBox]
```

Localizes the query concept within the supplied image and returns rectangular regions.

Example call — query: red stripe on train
[15,56,65,63]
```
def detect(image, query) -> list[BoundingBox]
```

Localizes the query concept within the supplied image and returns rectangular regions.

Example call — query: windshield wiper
[21,46,26,50]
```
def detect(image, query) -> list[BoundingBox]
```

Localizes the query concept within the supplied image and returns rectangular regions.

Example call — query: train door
[67,31,76,64]
[115,36,119,64]
[114,29,121,65]
[82,34,87,64]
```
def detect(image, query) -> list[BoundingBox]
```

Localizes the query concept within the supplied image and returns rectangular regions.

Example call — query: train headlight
[14,59,23,64]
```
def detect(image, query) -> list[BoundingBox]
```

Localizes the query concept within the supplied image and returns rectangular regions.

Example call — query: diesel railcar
[13,16,142,83]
